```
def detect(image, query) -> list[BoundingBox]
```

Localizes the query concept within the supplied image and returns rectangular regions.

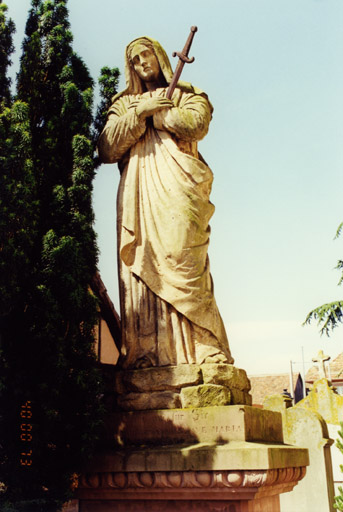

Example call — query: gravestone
[299,378,343,425]
[264,393,335,512]
[299,376,343,501]
[305,350,343,499]
[264,349,343,512]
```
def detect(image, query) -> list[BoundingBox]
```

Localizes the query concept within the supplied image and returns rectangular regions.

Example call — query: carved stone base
[75,403,308,511]
[76,435,308,510]
[76,467,306,512]
[114,364,252,411]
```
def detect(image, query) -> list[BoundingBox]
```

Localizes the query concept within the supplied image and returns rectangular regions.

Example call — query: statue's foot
[203,353,229,364]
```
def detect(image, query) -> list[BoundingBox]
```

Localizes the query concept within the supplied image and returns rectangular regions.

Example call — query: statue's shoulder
[177,82,213,113]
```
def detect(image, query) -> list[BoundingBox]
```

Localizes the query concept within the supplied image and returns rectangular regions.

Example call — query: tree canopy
[304,223,343,336]
[0,1,119,509]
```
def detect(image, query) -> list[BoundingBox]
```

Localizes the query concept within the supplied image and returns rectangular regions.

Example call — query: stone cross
[312,350,331,379]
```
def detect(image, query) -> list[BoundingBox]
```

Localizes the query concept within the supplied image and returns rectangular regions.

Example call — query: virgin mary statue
[98,36,234,369]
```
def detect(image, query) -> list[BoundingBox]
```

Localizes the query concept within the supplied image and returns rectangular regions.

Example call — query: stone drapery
[98,38,233,369]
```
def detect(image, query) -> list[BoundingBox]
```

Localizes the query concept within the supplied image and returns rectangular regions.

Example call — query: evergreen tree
[93,65,120,153]
[0,3,38,318]
[304,223,343,335]
[0,1,112,509]
[0,3,15,106]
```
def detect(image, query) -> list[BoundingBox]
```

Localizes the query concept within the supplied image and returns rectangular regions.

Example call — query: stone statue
[98,36,233,369]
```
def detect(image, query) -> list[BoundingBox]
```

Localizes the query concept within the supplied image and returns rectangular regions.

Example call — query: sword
[166,26,198,100]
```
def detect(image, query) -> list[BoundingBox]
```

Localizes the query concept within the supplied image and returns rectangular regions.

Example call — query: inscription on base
[118,407,246,445]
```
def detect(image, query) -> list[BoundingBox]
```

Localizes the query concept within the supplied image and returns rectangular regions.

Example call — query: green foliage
[304,301,343,336]
[334,423,343,510]
[93,65,120,165]
[0,101,39,315]
[304,222,343,336]
[0,1,106,509]
[0,3,15,105]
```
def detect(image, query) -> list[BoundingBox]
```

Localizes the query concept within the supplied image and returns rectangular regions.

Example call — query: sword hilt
[166,26,198,99]
[172,52,195,64]
[177,25,197,62]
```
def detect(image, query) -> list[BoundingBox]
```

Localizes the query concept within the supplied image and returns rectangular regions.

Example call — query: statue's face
[131,44,161,83]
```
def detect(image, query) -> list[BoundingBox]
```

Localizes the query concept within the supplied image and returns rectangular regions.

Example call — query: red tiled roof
[248,373,301,406]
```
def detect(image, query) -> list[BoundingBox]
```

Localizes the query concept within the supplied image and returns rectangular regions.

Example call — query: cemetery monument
[75,29,309,511]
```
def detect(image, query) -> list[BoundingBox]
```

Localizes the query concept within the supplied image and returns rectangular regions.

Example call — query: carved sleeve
[97,96,146,164]
[153,91,212,142]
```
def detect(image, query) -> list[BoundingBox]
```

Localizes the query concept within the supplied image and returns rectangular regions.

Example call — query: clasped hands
[130,97,174,120]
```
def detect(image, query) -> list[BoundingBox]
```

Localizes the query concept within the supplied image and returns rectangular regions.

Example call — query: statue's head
[125,37,173,94]
[128,41,163,86]
[112,36,212,115]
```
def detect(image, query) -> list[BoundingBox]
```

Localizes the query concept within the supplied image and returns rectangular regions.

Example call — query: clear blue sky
[7,0,343,377]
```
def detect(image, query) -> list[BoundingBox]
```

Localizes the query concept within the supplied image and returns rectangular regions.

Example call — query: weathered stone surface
[243,406,283,443]
[115,365,202,393]
[297,378,343,425]
[117,391,181,411]
[264,393,292,411]
[114,372,126,395]
[77,465,307,511]
[83,440,309,474]
[201,363,251,391]
[180,384,231,408]
[265,393,335,512]
[244,392,252,406]
[114,364,251,410]
[231,389,252,405]
[106,405,283,446]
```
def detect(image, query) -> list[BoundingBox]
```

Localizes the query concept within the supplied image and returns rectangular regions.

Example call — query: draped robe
[98,86,233,369]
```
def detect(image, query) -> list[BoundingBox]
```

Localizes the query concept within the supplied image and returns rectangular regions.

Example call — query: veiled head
[112,35,212,116]
[129,43,161,84]
[125,37,173,94]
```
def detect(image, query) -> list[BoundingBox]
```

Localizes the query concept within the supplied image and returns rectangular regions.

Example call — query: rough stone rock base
[114,363,252,410]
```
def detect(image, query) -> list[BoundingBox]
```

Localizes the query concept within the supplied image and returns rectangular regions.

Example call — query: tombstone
[264,347,343,512]
[264,393,335,512]
[300,373,343,500]
[300,378,343,425]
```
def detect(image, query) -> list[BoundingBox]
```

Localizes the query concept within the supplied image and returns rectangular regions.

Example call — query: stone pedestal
[76,403,308,511]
